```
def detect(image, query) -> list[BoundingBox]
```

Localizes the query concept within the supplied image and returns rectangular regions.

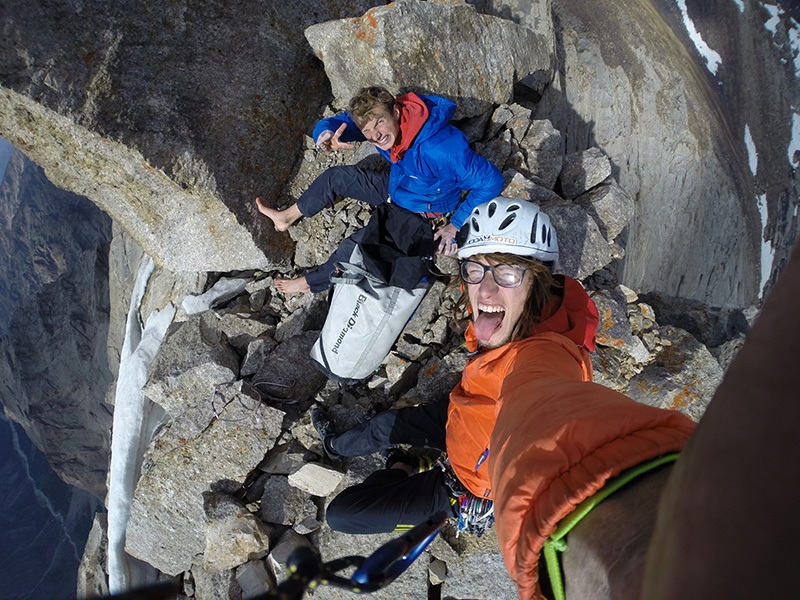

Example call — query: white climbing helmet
[456,197,559,264]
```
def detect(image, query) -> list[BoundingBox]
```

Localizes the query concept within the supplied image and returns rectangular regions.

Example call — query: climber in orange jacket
[313,197,696,599]
[451,199,800,600]
[451,198,695,600]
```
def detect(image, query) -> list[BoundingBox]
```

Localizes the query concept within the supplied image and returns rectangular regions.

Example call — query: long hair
[450,253,559,343]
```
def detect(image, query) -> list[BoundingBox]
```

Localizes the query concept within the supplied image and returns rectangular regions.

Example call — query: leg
[296,165,390,216]
[303,238,358,294]
[326,468,454,534]
[642,240,800,599]
[272,167,389,293]
[325,398,449,458]
[259,165,390,233]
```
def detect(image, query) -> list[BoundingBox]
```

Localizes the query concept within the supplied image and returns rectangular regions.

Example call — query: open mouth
[474,304,505,342]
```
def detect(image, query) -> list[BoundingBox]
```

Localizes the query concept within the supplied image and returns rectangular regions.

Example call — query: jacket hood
[412,94,457,143]
[465,275,599,353]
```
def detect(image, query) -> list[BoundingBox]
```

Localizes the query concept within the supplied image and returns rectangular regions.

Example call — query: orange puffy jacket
[446,277,696,599]
[446,276,599,500]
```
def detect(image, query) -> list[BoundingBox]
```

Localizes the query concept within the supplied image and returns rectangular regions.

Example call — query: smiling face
[359,106,401,151]
[467,256,533,349]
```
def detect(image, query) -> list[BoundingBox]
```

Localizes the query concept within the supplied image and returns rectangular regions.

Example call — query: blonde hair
[451,253,558,342]
[348,86,396,128]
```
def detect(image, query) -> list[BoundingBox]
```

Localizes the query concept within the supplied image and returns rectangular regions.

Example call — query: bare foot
[255,197,302,232]
[275,276,311,294]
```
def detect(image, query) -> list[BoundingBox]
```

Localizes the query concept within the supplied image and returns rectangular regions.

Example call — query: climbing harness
[425,211,452,229]
[456,492,494,538]
[436,457,495,537]
[542,453,680,600]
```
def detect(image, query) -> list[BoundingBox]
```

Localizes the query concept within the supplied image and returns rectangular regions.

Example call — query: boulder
[288,463,345,497]
[259,476,318,529]
[202,493,271,572]
[304,0,555,118]
[627,325,724,422]
[575,179,635,242]
[543,200,613,279]
[520,119,564,189]
[558,147,612,200]
[592,287,650,363]
[125,385,284,575]
[142,314,241,440]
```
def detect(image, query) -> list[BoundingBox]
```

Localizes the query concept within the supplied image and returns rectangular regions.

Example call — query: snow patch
[744,124,758,175]
[756,194,776,298]
[106,255,176,593]
[789,18,800,80]
[677,0,722,75]
[791,112,800,166]
[763,3,800,80]
[182,276,249,315]
[732,0,744,12]
[763,4,781,35]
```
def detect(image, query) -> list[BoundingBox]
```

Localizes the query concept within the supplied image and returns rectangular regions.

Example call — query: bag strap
[330,261,383,286]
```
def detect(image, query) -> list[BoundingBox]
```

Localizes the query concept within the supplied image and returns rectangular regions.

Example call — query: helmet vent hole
[471,216,480,232]
[542,224,548,245]
[531,214,539,243]
[499,214,516,230]
[487,203,497,218]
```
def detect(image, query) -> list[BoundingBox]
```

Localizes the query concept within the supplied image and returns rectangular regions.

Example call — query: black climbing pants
[297,166,390,293]
[325,399,458,534]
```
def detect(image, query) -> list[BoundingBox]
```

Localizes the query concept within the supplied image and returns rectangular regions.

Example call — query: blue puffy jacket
[312,95,503,230]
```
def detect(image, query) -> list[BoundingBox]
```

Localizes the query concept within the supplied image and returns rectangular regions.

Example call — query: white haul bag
[310,258,429,384]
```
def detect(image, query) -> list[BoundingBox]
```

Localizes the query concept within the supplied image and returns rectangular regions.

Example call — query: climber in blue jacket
[255,85,504,294]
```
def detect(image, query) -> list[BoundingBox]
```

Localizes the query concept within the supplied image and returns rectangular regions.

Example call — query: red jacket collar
[389,92,429,162]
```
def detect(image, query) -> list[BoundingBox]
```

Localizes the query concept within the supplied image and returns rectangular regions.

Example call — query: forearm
[642,239,800,599]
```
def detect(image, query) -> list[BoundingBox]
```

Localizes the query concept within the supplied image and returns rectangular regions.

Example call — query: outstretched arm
[642,240,800,600]
[312,113,365,151]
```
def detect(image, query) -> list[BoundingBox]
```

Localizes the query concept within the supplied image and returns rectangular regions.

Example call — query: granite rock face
[82,87,733,598]
[521,0,799,306]
[0,146,113,497]
[2,0,798,598]
[0,0,390,271]
[3,0,796,305]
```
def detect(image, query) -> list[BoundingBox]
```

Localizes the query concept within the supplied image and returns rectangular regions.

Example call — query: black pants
[297,166,390,292]
[325,399,457,534]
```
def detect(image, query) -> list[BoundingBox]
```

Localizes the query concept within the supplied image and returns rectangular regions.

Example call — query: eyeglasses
[459,260,527,288]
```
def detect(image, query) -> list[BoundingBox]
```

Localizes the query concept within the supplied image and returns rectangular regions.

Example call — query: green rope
[542,453,680,600]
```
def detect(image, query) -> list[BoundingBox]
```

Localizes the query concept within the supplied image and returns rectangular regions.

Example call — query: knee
[325,494,366,534]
